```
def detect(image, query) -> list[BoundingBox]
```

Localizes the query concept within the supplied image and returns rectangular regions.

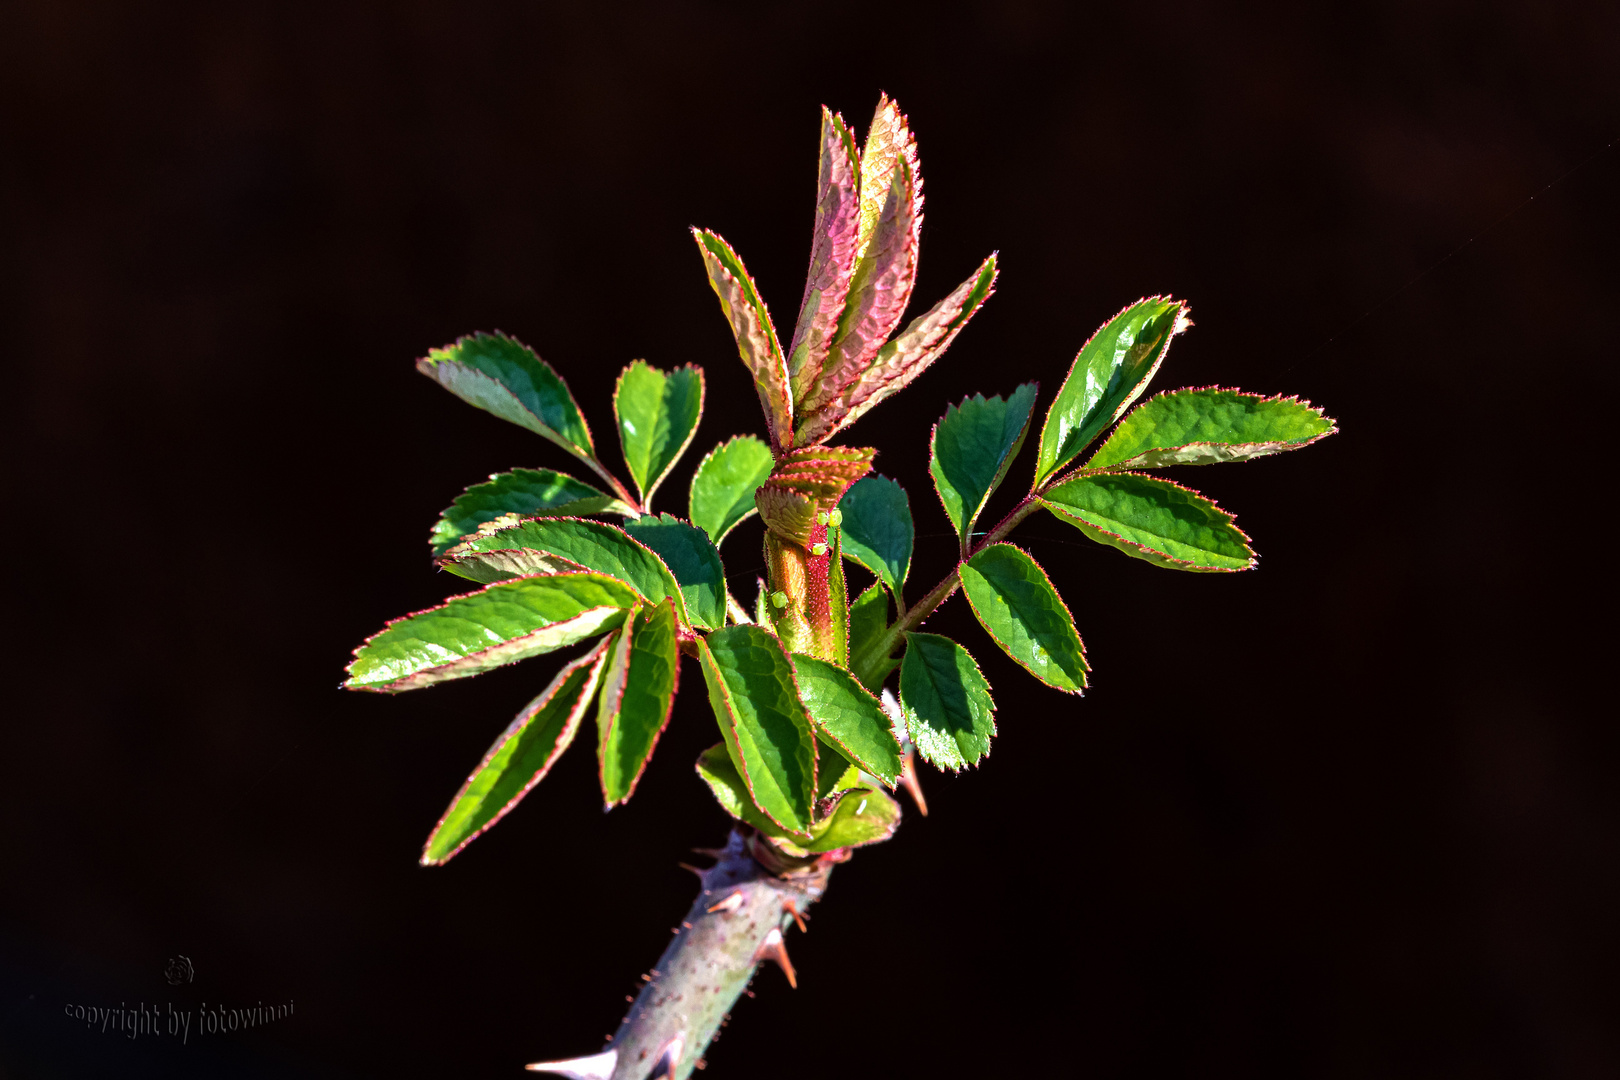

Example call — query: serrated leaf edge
[1039,471,1257,572]
[959,542,1089,695]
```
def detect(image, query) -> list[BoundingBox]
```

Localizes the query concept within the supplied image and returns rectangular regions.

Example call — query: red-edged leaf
[595,600,681,806]
[786,107,862,408]
[693,229,793,453]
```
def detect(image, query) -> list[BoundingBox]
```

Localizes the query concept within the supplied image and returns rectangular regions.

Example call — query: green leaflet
[697,626,818,839]
[438,517,690,624]
[847,583,896,690]
[421,637,611,865]
[688,435,775,547]
[1041,472,1255,571]
[417,332,595,461]
[1034,298,1188,488]
[429,468,632,558]
[837,475,913,600]
[1085,388,1336,469]
[620,514,726,631]
[612,360,704,507]
[899,633,996,771]
[790,654,902,786]
[596,601,681,806]
[345,573,638,692]
[693,229,793,453]
[930,383,1038,548]
[696,744,900,854]
[828,523,849,667]
[959,544,1088,694]
[816,749,862,801]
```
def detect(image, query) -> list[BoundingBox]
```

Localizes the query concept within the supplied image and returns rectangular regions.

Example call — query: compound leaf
[596,600,681,806]
[959,544,1088,694]
[1086,387,1336,469]
[1034,298,1189,488]
[421,637,612,865]
[619,514,726,631]
[1041,472,1255,571]
[688,435,775,547]
[693,229,793,453]
[429,468,634,558]
[899,633,996,771]
[613,361,704,507]
[930,383,1038,547]
[789,654,902,786]
[837,475,913,599]
[345,573,638,692]
[417,332,595,461]
[697,626,818,838]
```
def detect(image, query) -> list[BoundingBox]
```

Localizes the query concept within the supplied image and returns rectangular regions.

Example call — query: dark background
[2,2,1616,1077]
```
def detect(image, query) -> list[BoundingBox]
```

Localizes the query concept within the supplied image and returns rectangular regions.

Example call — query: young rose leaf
[619,514,726,631]
[438,517,691,624]
[803,786,901,853]
[695,743,798,842]
[612,361,704,507]
[595,600,681,806]
[815,748,862,801]
[930,382,1038,548]
[688,435,775,547]
[790,654,902,786]
[828,523,849,667]
[697,626,818,838]
[754,576,771,628]
[429,468,634,558]
[836,475,913,600]
[847,582,896,690]
[786,107,861,406]
[421,637,612,865]
[959,544,1088,694]
[693,229,793,453]
[899,633,996,771]
[1034,298,1190,488]
[1085,388,1337,469]
[417,332,595,461]
[755,445,876,546]
[345,573,638,692]
[1041,472,1255,571]
[855,93,920,266]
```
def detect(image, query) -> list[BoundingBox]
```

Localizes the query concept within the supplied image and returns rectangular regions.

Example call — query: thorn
[677,862,706,878]
[681,921,693,929]
[753,927,797,988]
[691,846,726,859]
[525,1048,618,1079]
[898,744,929,816]
[707,891,745,914]
[648,1034,685,1080]
[782,899,808,933]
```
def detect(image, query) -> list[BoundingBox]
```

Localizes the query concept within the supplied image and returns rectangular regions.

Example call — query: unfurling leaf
[755,445,875,546]
[612,361,704,507]
[596,600,681,806]
[695,744,899,854]
[899,633,996,771]
[620,514,726,631]
[816,750,861,801]
[930,382,1038,548]
[688,435,775,547]
[827,523,849,666]
[786,107,861,406]
[438,517,690,624]
[693,229,793,453]
[429,468,633,558]
[1034,298,1190,488]
[1041,472,1254,571]
[697,626,818,838]
[1085,388,1336,469]
[345,573,638,692]
[789,654,903,786]
[836,475,913,599]
[959,544,1087,694]
[421,637,612,865]
[417,332,596,461]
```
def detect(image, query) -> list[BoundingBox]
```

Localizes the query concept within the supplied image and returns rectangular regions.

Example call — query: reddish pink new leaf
[786,107,862,408]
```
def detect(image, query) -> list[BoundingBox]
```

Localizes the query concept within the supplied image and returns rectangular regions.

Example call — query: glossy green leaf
[693,229,793,453]
[417,332,595,460]
[837,475,913,599]
[696,743,794,840]
[959,544,1088,694]
[790,654,902,786]
[696,744,898,854]
[815,748,861,801]
[612,360,704,507]
[898,633,996,771]
[429,468,633,558]
[697,626,818,838]
[847,583,896,690]
[620,514,726,631]
[345,573,638,692]
[1085,388,1336,469]
[930,383,1038,547]
[439,517,690,623]
[688,435,775,547]
[421,637,611,864]
[803,786,901,853]
[1041,472,1255,571]
[595,601,681,806]
[1034,298,1189,488]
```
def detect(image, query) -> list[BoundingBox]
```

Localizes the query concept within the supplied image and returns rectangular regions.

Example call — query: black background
[3,2,1616,1077]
